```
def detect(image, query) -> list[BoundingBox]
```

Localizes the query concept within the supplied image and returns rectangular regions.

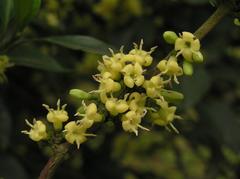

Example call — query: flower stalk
[194,3,231,40]
[39,143,70,179]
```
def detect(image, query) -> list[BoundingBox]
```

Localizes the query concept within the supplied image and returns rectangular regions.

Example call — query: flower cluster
[163,31,204,76]
[22,100,102,148]
[91,32,203,136]
[23,31,203,148]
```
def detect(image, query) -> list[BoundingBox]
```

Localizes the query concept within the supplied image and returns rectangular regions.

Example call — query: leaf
[25,0,41,24]
[42,35,113,55]
[9,45,68,72]
[0,0,13,34]
[13,0,33,29]
[0,155,28,179]
[179,67,211,109]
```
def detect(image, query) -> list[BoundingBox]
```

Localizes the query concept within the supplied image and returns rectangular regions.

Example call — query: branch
[38,143,70,179]
[194,3,231,40]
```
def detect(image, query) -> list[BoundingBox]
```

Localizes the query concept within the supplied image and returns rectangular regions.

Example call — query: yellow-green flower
[121,111,149,136]
[22,119,48,142]
[105,97,129,116]
[97,72,121,93]
[76,103,102,129]
[85,103,102,122]
[143,75,164,98]
[64,121,95,149]
[43,99,69,130]
[121,62,144,88]
[127,40,156,66]
[150,100,181,132]
[98,52,124,80]
[175,32,203,62]
[157,56,183,83]
[128,92,146,114]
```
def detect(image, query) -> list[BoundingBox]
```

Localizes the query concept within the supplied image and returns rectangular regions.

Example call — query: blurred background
[1,0,240,178]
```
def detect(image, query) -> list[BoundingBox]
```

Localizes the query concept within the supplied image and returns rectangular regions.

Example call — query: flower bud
[124,76,134,88]
[116,102,129,113]
[192,51,203,63]
[157,60,167,72]
[160,89,184,104]
[183,61,193,76]
[234,18,240,26]
[163,31,178,44]
[69,89,95,100]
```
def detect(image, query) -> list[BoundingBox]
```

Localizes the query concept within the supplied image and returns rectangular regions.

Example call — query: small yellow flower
[97,72,121,93]
[150,100,181,133]
[22,119,48,142]
[85,103,102,122]
[64,121,96,149]
[98,52,124,80]
[105,97,129,116]
[76,103,102,129]
[143,75,164,98]
[121,62,144,88]
[127,40,156,66]
[121,111,149,136]
[128,92,146,114]
[175,32,202,62]
[43,99,69,130]
[157,56,183,84]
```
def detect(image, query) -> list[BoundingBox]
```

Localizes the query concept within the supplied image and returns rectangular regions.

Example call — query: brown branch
[38,143,70,179]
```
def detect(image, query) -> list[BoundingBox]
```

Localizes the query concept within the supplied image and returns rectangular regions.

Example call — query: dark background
[1,0,240,178]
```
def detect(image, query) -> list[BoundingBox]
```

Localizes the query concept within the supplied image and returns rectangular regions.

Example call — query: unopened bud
[183,61,193,76]
[163,31,178,44]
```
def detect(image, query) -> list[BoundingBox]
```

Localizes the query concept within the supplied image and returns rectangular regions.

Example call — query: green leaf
[13,0,33,29]
[42,35,113,55]
[26,0,41,23]
[9,45,68,72]
[0,0,13,35]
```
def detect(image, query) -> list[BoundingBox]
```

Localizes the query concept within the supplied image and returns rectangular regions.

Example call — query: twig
[194,3,231,40]
[38,143,70,179]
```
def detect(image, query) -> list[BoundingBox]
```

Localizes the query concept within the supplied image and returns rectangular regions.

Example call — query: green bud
[160,89,184,104]
[69,89,95,100]
[163,31,178,44]
[234,18,240,26]
[183,61,193,76]
[192,51,203,63]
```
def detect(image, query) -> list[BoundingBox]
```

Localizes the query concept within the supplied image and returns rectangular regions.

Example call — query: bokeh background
[1,0,240,178]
